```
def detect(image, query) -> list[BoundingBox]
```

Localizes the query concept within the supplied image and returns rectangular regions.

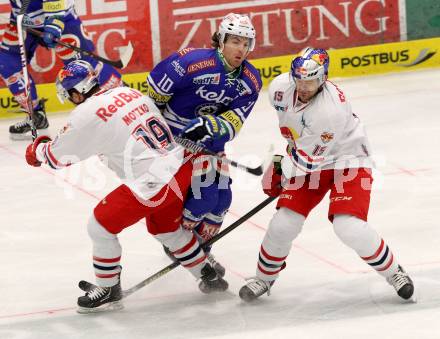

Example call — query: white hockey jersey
[268,73,374,178]
[36,87,185,200]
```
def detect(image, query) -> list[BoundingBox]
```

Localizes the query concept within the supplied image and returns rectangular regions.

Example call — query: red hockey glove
[261,155,284,197]
[25,135,52,167]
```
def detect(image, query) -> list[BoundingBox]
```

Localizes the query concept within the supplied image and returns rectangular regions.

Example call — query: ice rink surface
[1,68,440,339]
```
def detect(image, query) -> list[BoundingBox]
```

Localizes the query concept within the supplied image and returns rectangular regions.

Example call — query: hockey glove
[197,222,221,242]
[261,154,284,197]
[42,16,64,48]
[25,135,52,167]
[180,115,228,144]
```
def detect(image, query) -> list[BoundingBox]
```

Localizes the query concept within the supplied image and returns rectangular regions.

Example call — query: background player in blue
[0,0,123,140]
[146,13,262,274]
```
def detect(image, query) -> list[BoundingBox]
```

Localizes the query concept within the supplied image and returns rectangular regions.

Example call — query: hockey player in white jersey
[25,60,228,313]
[239,47,414,302]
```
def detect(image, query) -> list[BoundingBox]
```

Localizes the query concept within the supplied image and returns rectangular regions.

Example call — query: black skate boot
[207,252,226,278]
[9,99,49,140]
[198,263,228,294]
[77,278,123,314]
[386,265,415,300]
[239,277,274,302]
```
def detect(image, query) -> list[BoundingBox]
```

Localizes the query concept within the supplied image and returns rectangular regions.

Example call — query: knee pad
[332,214,380,255]
[266,207,305,245]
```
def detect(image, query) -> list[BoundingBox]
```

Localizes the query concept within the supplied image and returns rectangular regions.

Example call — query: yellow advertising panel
[250,37,440,87]
[1,38,439,119]
[329,37,440,77]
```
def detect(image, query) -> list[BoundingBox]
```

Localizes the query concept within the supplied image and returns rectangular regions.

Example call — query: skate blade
[77,301,124,314]
[9,128,49,141]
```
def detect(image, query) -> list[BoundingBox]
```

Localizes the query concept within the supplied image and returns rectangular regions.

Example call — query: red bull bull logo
[280,126,300,141]
[57,68,73,82]
[311,53,327,65]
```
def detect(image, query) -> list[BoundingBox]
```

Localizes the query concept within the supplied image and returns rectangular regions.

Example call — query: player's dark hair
[211,32,231,48]
[67,83,100,101]
[211,32,220,48]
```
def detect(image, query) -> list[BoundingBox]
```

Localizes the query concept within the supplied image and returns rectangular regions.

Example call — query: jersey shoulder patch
[242,61,262,92]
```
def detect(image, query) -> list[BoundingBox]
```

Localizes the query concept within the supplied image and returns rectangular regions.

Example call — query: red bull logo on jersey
[280,126,299,141]
[95,89,143,122]
[320,131,334,143]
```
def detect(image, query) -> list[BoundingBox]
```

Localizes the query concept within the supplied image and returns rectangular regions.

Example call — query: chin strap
[217,48,235,72]
[216,49,243,88]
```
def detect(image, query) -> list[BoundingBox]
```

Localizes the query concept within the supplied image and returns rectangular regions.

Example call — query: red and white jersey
[36,87,185,200]
[268,73,374,178]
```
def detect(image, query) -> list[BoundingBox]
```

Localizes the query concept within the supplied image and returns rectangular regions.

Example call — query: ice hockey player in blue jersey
[0,0,123,140]
[146,13,262,275]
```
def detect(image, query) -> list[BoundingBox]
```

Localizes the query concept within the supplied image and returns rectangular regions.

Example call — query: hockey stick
[24,26,133,69]
[122,195,276,298]
[175,136,264,176]
[16,0,37,141]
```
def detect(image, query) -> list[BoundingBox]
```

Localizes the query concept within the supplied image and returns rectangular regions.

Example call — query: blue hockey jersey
[146,47,262,152]
[9,0,75,27]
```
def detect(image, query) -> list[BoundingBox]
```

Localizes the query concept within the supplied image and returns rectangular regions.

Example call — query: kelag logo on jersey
[195,86,233,105]
[193,73,220,85]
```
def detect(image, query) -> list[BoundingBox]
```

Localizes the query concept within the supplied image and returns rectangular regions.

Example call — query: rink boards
[0,36,439,118]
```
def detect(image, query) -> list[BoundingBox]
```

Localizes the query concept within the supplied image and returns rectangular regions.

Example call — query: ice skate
[207,253,226,278]
[386,265,415,301]
[198,263,228,294]
[77,280,123,314]
[9,99,49,140]
[239,277,273,302]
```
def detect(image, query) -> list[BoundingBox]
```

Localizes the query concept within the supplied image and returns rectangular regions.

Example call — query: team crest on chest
[195,103,221,116]
[320,131,334,143]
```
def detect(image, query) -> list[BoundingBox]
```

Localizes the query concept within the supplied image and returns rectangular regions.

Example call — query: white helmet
[218,13,256,51]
